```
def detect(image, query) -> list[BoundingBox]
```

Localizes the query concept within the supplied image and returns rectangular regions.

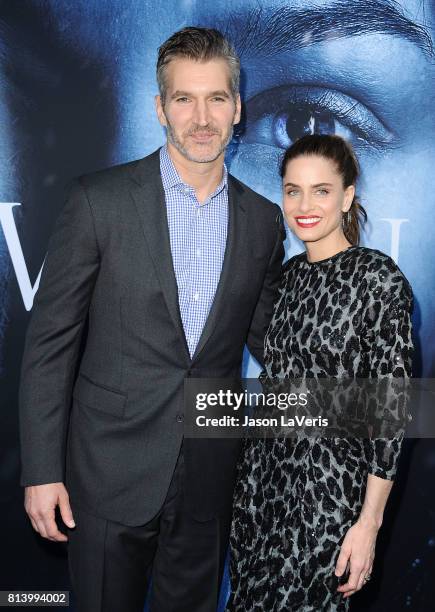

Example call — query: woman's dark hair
[280,134,367,245]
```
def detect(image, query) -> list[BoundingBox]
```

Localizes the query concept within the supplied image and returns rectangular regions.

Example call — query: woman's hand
[334,514,379,598]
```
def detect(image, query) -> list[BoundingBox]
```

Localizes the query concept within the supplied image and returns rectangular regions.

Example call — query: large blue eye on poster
[0,1,434,610]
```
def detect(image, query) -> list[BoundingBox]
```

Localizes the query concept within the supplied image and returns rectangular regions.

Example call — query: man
[19,27,285,612]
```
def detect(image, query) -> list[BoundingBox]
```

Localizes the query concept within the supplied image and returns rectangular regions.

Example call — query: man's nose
[193,100,210,127]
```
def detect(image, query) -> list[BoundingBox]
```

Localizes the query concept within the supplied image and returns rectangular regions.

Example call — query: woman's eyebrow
[283,182,334,188]
[218,0,433,59]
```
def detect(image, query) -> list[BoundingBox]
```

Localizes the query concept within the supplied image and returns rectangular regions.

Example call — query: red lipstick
[295,216,321,229]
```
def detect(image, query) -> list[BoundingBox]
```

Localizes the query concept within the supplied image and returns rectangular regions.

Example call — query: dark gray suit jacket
[19,149,285,525]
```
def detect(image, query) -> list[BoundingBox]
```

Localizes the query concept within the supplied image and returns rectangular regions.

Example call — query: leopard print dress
[226,246,413,612]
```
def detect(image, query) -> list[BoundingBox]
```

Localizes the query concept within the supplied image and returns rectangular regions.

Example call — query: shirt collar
[159,144,228,197]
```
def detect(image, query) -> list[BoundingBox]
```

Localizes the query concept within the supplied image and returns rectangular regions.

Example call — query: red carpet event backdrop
[1,1,434,610]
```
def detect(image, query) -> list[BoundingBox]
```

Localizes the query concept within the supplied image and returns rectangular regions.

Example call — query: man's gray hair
[157,27,240,103]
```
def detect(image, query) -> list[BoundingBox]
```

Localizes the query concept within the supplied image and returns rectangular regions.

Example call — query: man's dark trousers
[68,444,232,612]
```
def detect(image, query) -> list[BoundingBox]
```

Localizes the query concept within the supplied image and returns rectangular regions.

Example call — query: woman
[226,134,413,611]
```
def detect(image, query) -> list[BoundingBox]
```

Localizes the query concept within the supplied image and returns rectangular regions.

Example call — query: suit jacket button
[176,413,184,423]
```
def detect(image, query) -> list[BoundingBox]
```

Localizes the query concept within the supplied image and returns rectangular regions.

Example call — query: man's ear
[155,95,167,127]
[233,93,242,126]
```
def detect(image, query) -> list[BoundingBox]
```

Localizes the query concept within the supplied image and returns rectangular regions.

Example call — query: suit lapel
[129,151,190,361]
[191,176,247,362]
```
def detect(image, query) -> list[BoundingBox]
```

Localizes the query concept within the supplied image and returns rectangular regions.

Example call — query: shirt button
[176,413,184,423]
[193,292,199,301]
[196,249,201,257]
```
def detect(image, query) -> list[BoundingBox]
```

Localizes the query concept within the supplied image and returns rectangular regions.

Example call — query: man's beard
[165,121,234,163]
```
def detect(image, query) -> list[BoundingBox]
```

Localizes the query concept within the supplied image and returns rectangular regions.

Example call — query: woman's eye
[234,85,395,153]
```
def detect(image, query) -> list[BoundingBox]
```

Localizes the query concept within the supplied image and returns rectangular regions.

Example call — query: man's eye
[176,97,190,103]
[234,85,395,153]
[286,190,299,196]
[316,189,328,195]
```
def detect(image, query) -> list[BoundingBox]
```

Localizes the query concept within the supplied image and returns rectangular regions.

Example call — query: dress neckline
[304,245,359,266]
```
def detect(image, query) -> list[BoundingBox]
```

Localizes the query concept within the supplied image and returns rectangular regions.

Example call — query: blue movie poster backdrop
[0,1,434,610]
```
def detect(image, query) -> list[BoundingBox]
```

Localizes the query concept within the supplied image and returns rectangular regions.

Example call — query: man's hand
[24,483,75,542]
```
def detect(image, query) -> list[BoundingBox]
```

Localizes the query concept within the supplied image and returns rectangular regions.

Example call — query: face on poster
[1,0,434,373]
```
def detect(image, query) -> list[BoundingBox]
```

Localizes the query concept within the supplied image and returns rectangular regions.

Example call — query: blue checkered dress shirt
[159,145,228,357]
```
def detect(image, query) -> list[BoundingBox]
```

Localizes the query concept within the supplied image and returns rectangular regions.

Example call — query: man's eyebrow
[219,0,433,59]
[170,91,192,99]
[209,90,231,98]
[170,90,231,99]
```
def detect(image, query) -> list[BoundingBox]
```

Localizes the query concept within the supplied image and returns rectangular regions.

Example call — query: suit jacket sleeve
[19,179,100,486]
[246,206,286,366]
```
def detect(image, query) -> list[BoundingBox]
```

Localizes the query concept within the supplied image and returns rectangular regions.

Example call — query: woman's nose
[298,194,312,212]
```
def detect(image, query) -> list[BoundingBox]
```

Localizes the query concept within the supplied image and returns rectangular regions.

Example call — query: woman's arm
[359,473,393,529]
[335,473,393,598]
[335,256,414,598]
